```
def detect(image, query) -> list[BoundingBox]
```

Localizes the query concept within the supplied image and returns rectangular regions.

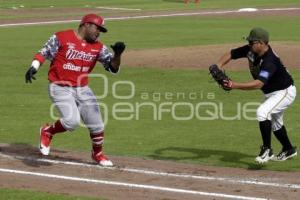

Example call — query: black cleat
[272,146,297,161]
[255,146,274,164]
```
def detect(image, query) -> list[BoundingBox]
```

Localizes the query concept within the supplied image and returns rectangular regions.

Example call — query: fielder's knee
[256,107,270,122]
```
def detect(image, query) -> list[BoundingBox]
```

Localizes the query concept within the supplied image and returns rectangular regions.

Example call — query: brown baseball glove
[209,64,232,91]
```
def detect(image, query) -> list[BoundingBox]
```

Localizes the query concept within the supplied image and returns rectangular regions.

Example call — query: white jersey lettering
[63,63,81,72]
[66,49,97,61]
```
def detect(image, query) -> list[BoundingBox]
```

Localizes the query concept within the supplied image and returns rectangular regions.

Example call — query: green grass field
[0,188,105,200]
[1,15,300,170]
[1,0,300,199]
[1,0,300,21]
[0,0,300,9]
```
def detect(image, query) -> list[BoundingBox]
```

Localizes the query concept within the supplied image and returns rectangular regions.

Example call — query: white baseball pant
[257,85,296,131]
[48,82,104,133]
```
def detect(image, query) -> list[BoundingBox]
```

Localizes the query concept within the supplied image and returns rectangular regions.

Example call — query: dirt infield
[1,143,300,200]
[123,42,300,70]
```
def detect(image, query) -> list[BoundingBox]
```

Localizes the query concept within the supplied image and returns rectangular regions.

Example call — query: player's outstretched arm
[25,34,59,83]
[229,79,264,90]
[216,51,232,69]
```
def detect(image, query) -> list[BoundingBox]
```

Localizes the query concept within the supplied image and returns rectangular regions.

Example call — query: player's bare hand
[223,79,234,90]
[25,66,37,83]
[111,42,125,56]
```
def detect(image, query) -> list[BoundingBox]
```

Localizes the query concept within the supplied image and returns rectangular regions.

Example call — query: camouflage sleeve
[98,45,119,74]
[38,34,60,61]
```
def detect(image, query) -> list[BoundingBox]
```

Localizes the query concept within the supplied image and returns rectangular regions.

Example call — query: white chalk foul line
[262,7,300,11]
[0,20,80,27]
[1,152,300,189]
[96,6,141,11]
[0,10,236,27]
[1,7,300,27]
[0,168,268,200]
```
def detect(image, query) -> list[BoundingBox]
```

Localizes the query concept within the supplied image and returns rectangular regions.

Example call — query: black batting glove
[111,42,126,56]
[25,66,37,83]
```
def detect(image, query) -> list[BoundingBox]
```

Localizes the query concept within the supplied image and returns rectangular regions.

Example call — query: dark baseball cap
[246,27,269,42]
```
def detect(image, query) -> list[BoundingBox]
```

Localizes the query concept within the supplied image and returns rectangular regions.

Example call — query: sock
[90,132,104,154]
[259,120,272,148]
[46,120,66,135]
[273,126,293,151]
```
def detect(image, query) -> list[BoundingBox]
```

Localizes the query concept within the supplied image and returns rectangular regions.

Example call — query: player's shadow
[0,143,86,168]
[150,146,264,170]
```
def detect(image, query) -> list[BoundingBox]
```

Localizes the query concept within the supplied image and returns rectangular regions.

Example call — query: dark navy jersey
[231,45,294,94]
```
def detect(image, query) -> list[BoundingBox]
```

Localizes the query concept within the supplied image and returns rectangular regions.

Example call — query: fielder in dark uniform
[214,27,297,163]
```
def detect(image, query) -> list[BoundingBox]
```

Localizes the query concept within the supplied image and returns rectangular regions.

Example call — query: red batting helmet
[80,14,107,33]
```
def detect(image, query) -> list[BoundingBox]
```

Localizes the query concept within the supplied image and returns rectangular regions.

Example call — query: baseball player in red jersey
[25,14,126,167]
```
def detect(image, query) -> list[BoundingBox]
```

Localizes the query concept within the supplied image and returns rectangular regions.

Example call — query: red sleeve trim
[34,54,46,64]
